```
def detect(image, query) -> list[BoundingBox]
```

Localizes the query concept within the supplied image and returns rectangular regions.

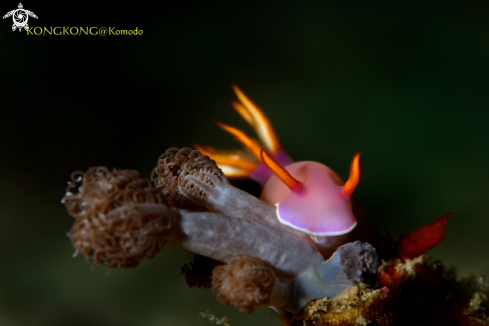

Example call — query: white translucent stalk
[169,209,322,279]
[282,241,379,313]
[180,172,308,239]
[282,252,353,313]
[122,204,378,313]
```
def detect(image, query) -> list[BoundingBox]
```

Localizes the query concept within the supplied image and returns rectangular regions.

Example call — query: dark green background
[1,1,488,325]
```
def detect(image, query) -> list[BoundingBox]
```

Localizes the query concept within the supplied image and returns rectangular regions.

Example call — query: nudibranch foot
[313,235,339,248]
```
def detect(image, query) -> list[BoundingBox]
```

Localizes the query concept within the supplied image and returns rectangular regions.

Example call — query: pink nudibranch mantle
[265,161,358,236]
[260,148,362,237]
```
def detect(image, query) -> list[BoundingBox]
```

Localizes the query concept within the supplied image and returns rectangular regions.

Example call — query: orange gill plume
[230,84,282,154]
[192,144,257,178]
[195,85,283,179]
[214,121,262,161]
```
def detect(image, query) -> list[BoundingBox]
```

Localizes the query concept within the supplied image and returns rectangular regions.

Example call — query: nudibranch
[196,86,363,248]
[261,148,361,238]
[63,152,379,314]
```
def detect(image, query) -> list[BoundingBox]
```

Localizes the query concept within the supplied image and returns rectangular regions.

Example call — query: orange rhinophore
[397,213,453,259]
[342,152,362,198]
[260,148,302,191]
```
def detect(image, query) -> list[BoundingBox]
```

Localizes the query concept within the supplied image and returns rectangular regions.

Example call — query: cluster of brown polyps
[62,148,379,315]
[63,87,489,325]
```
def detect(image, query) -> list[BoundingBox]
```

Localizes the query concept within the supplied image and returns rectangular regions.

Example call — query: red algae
[397,213,453,259]
[377,260,403,290]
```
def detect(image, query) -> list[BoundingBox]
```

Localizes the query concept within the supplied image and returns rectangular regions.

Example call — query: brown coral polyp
[63,167,175,268]
[151,147,223,209]
[212,254,278,314]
